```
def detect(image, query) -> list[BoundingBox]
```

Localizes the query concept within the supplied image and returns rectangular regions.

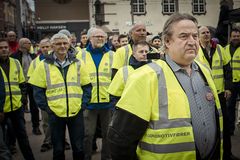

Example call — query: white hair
[50,33,69,44]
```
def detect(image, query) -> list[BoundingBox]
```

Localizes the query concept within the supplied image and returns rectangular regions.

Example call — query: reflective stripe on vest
[138,62,195,154]
[33,59,37,69]
[212,46,223,81]
[122,66,129,84]
[5,91,21,96]
[124,45,129,66]
[44,61,82,101]
[14,59,20,75]
[82,49,86,63]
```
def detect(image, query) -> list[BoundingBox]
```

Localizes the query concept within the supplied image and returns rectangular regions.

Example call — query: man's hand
[224,90,231,100]
[0,112,5,123]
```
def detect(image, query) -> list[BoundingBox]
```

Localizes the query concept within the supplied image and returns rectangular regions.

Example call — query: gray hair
[87,28,107,38]
[50,33,69,44]
[58,29,71,38]
[162,13,198,51]
[39,38,50,44]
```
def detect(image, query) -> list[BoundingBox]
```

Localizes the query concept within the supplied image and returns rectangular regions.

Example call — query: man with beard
[226,28,240,136]
[77,28,114,160]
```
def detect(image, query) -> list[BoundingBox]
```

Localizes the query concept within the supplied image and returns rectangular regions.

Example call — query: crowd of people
[0,12,240,160]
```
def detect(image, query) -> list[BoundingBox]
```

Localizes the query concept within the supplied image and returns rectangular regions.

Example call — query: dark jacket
[0,58,28,110]
[32,52,92,115]
[0,70,5,112]
[10,49,36,65]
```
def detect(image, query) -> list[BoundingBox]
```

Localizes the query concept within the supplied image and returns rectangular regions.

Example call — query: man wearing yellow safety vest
[198,26,233,159]
[111,23,147,78]
[107,13,223,160]
[226,28,240,136]
[29,33,92,160]
[0,60,12,160]
[108,41,151,104]
[77,28,113,160]
[0,38,35,160]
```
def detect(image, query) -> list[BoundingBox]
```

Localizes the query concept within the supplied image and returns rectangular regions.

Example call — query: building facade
[35,0,90,41]
[89,0,240,35]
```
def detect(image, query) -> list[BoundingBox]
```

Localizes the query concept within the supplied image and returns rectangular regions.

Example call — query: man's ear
[165,37,170,48]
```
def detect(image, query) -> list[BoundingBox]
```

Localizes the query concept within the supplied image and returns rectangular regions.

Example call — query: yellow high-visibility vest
[77,49,114,103]
[197,45,231,93]
[28,59,90,117]
[112,44,132,70]
[117,60,223,160]
[108,65,134,97]
[225,44,240,82]
[0,58,25,112]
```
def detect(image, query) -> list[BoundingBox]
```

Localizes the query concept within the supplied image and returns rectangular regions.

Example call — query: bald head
[129,23,147,43]
[199,26,211,44]
[7,31,17,42]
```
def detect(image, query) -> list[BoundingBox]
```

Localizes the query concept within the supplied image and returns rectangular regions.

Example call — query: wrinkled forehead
[0,41,9,46]
[91,29,106,37]
[132,24,146,31]
[7,32,16,36]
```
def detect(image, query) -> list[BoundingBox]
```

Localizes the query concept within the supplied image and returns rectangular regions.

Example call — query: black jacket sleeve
[81,83,92,109]
[223,62,232,91]
[0,71,5,112]
[32,85,53,114]
[107,108,148,160]
[19,82,28,105]
[111,68,118,80]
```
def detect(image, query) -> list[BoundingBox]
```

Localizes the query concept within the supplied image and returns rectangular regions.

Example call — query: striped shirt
[166,55,217,159]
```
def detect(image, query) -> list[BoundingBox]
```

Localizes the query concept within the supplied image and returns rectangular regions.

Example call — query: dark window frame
[192,0,206,15]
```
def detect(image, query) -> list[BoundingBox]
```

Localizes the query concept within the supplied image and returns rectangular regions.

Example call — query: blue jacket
[85,43,113,110]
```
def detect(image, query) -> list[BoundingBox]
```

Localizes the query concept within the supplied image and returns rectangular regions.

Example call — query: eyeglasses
[92,36,106,39]
[54,42,69,46]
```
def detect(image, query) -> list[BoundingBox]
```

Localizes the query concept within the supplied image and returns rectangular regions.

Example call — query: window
[132,0,146,15]
[162,0,178,15]
[192,0,206,15]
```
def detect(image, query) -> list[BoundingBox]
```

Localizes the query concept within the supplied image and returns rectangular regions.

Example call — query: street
[12,111,240,160]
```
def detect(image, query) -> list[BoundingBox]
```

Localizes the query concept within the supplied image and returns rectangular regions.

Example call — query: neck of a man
[57,54,66,62]
[200,40,210,48]
[0,56,9,63]
[19,48,28,53]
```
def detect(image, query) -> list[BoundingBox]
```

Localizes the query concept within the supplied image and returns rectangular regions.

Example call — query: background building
[89,0,240,35]
[35,0,90,41]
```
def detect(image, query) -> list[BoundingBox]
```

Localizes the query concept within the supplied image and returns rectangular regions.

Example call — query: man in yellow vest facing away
[29,33,92,160]
[0,38,35,160]
[226,28,240,136]
[107,13,223,160]
[198,26,233,159]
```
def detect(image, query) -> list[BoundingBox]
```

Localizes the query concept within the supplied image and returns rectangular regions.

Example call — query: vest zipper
[7,79,13,111]
[96,68,100,103]
[61,67,69,117]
